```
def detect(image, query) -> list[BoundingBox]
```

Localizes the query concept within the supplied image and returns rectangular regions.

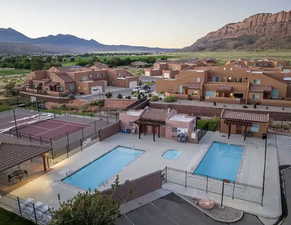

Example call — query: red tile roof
[0,135,49,172]
[141,107,168,122]
[221,109,269,123]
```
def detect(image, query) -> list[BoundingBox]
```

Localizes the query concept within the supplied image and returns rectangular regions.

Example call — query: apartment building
[144,58,216,78]
[156,65,291,106]
[23,66,138,98]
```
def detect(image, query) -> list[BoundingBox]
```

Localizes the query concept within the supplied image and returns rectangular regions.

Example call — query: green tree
[49,190,120,225]
[31,57,44,71]
[4,81,18,96]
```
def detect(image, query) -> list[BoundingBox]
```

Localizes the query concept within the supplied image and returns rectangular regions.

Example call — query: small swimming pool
[162,150,182,160]
[63,146,144,190]
[194,142,244,182]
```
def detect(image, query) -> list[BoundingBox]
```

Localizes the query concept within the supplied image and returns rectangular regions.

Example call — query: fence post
[206,176,209,193]
[81,127,84,140]
[185,170,187,188]
[232,182,236,199]
[221,180,225,207]
[94,120,97,135]
[165,167,168,183]
[50,138,54,160]
[17,197,22,216]
[66,133,70,158]
[32,202,38,224]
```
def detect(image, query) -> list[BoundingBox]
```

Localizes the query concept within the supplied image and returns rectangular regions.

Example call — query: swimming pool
[194,142,244,182]
[162,150,182,160]
[63,146,144,190]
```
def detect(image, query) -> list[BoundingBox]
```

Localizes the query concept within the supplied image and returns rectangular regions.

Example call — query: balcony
[205,96,243,104]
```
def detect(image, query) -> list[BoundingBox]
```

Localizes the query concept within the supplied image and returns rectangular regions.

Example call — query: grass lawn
[0,69,31,76]
[162,50,291,65]
[0,208,34,225]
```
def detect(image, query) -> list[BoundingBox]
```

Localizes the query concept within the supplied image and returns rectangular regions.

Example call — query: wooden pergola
[135,119,165,142]
[224,119,253,140]
[134,107,168,142]
[221,109,270,141]
[0,142,50,174]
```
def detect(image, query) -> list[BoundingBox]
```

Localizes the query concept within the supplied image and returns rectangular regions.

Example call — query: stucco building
[156,65,291,106]
[22,66,138,98]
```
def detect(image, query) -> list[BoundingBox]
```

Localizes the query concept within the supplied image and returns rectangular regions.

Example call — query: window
[271,89,279,98]
[250,124,260,133]
[205,91,216,97]
[68,83,75,91]
[80,76,88,81]
[252,93,260,100]
[253,79,261,85]
[212,76,219,82]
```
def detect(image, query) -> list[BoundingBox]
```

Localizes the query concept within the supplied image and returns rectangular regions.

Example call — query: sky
[0,0,290,48]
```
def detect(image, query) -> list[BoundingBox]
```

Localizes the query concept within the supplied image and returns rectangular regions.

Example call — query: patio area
[6,131,281,223]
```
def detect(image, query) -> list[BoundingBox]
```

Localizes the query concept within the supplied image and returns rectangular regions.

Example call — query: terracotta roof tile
[221,109,269,123]
[141,108,168,122]
[0,142,49,172]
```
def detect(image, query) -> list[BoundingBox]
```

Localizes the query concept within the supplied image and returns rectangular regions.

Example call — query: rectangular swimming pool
[63,146,144,190]
[194,142,244,182]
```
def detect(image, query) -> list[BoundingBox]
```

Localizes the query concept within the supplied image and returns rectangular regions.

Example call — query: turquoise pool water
[63,146,144,190]
[194,142,244,182]
[162,150,182,160]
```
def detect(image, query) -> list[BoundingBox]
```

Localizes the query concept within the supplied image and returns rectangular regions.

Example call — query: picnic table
[8,170,28,183]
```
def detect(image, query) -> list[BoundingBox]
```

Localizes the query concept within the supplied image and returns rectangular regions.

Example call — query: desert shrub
[197,118,219,131]
[163,96,177,103]
[49,190,119,225]
[150,95,159,102]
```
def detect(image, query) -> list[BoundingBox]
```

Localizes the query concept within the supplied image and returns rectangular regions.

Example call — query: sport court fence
[48,120,120,166]
[163,167,264,206]
[7,110,120,166]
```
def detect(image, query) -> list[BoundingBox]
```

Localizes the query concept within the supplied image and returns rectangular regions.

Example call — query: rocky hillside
[184,10,291,51]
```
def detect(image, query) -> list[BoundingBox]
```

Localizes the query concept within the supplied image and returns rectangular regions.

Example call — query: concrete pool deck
[9,132,281,223]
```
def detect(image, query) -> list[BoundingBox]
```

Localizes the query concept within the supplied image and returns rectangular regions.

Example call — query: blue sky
[0,0,290,48]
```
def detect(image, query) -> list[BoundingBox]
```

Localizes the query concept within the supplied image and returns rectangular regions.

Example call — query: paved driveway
[116,194,263,225]
[276,135,291,165]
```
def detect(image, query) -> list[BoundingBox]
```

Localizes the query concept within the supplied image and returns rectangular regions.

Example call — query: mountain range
[0,28,175,55]
[184,10,291,51]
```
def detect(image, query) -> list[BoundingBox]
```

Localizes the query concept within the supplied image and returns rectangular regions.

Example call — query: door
[129,81,137,88]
